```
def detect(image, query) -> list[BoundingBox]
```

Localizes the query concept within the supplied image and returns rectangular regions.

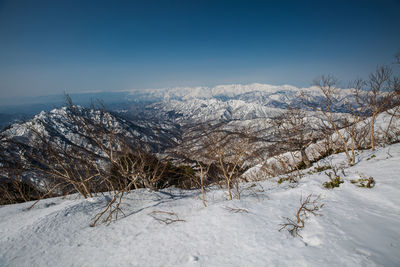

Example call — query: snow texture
[1,143,400,266]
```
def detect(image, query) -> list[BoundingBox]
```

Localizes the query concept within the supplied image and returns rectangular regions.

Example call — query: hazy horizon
[0,81,350,108]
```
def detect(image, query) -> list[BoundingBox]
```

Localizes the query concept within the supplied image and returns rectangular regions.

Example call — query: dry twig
[148,210,185,225]
[224,206,249,213]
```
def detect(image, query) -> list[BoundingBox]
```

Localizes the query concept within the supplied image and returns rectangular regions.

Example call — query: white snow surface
[1,144,400,266]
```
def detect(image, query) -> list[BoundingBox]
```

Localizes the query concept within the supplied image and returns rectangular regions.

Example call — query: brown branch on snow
[279,194,324,238]
[148,210,185,225]
[224,206,249,213]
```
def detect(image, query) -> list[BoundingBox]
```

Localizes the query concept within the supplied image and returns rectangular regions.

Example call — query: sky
[0,0,399,99]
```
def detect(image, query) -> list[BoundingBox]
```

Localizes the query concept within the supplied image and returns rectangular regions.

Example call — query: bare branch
[279,194,323,238]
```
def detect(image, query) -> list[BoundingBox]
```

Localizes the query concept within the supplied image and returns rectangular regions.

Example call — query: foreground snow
[1,144,400,266]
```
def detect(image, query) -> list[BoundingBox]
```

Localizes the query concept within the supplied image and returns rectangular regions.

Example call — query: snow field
[1,144,400,266]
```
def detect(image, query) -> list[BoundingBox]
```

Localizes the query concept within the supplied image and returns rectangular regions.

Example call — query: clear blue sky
[0,0,399,98]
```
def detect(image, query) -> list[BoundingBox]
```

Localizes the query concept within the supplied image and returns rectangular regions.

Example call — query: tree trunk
[300,147,311,168]
[370,114,376,151]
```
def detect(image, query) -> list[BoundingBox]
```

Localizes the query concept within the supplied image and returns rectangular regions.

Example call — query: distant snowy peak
[126,83,303,101]
[126,83,352,104]
[121,83,356,125]
[211,83,298,97]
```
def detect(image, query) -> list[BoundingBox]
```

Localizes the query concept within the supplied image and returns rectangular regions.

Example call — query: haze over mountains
[0,83,352,129]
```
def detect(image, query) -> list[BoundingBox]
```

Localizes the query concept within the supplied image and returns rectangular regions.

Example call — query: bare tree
[178,122,258,200]
[202,126,250,200]
[355,66,399,150]
[384,105,400,142]
[196,160,210,207]
[270,105,319,169]
[303,75,353,165]
[341,82,371,165]
[0,145,44,205]
[384,57,400,141]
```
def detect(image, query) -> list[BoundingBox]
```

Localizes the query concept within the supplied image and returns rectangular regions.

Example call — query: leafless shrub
[0,137,50,205]
[302,75,353,165]
[342,84,370,165]
[0,176,43,205]
[279,194,323,238]
[322,161,346,189]
[384,105,400,144]
[353,66,399,151]
[109,149,167,191]
[205,125,260,200]
[176,122,260,200]
[270,105,320,169]
[90,192,126,227]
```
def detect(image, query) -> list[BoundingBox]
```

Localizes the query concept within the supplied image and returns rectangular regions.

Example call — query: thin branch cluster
[279,194,324,238]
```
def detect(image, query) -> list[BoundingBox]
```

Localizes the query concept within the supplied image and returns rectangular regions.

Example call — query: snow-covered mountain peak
[126,83,314,101]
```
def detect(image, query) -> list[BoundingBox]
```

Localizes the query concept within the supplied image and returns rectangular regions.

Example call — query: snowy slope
[247,109,400,177]
[1,143,399,266]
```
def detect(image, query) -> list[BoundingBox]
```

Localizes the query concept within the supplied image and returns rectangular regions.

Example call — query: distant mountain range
[0,83,353,123]
[1,82,354,152]
[0,83,360,189]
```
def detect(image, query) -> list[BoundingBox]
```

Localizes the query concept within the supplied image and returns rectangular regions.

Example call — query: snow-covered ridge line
[121,83,354,124]
[125,83,352,101]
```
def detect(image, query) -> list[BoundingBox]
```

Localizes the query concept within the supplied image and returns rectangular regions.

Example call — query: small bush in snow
[279,194,323,238]
[322,162,346,189]
[323,176,344,189]
[350,175,375,188]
